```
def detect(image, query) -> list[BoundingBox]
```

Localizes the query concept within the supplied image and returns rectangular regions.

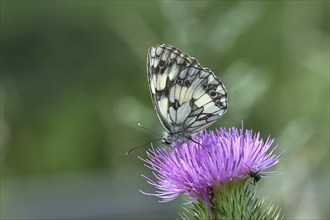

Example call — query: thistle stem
[208,187,216,220]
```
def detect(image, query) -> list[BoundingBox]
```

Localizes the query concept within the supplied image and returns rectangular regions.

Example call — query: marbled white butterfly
[147,44,228,146]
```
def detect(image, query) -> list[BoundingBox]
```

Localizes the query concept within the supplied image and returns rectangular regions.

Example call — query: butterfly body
[162,130,191,145]
[147,44,228,146]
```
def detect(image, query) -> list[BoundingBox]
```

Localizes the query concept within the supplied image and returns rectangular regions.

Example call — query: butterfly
[147,44,228,146]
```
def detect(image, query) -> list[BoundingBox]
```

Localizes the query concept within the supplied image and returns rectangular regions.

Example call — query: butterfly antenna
[137,123,162,137]
[125,137,163,155]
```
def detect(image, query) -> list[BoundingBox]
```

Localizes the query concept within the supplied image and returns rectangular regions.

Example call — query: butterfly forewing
[147,44,228,144]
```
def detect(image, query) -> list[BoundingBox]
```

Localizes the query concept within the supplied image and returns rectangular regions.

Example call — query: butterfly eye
[163,139,171,145]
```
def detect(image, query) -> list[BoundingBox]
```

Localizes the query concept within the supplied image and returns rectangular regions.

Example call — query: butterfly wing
[147,44,228,136]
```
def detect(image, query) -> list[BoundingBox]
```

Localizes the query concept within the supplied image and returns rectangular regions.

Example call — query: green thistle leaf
[181,181,283,220]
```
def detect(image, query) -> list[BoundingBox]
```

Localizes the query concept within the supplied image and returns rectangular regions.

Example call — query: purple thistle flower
[139,123,283,205]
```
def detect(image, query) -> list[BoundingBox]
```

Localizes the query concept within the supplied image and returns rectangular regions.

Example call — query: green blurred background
[1,1,329,219]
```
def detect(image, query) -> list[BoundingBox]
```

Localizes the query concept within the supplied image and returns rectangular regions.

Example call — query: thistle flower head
[140,123,283,205]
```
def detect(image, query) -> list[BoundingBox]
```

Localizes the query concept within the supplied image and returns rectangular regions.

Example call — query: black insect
[244,163,264,185]
[248,168,262,185]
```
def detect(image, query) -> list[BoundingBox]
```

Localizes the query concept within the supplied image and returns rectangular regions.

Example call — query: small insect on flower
[248,168,262,185]
[244,163,263,185]
[147,44,228,146]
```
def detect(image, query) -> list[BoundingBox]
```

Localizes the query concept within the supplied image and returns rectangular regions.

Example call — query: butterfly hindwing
[147,44,228,144]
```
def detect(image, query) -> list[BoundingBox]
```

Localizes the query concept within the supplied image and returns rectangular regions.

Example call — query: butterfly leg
[188,137,202,147]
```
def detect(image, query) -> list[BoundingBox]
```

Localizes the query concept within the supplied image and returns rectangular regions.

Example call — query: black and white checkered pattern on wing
[147,44,228,145]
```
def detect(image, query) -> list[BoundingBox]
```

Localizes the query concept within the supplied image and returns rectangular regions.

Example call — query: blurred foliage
[1,1,329,219]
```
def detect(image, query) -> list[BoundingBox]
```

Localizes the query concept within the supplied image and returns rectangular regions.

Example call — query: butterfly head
[162,131,192,146]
